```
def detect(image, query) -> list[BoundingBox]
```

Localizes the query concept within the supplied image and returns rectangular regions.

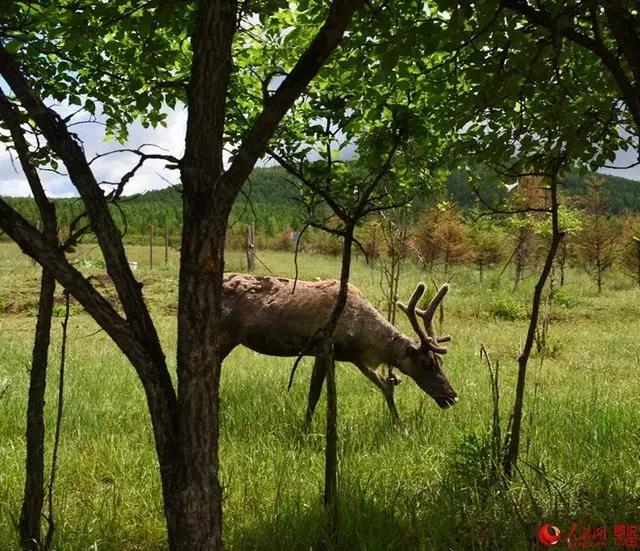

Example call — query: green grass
[1,243,640,549]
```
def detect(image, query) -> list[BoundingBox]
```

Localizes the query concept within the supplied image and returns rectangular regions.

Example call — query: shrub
[53,304,68,317]
[489,296,526,320]
[468,220,506,282]
[309,230,342,256]
[414,202,471,274]
[552,287,576,309]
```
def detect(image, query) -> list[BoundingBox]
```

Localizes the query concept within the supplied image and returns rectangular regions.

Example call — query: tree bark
[172,2,364,545]
[19,269,55,550]
[0,88,58,550]
[503,172,563,478]
[323,228,354,533]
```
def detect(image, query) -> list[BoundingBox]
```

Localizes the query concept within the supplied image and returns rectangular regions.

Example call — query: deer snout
[436,394,459,409]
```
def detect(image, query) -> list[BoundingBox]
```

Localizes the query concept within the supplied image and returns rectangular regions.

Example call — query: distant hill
[563,172,640,213]
[446,169,640,213]
[2,167,305,238]
[2,166,640,239]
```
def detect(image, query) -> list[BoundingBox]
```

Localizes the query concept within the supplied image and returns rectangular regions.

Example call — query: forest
[3,165,640,239]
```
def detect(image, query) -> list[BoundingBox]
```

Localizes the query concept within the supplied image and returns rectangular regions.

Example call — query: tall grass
[1,243,639,549]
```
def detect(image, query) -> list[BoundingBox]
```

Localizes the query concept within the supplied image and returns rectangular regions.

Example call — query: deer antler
[419,283,451,346]
[397,283,449,355]
[398,283,429,347]
[397,283,450,354]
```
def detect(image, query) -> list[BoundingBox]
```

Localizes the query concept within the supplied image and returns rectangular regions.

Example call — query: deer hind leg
[355,363,403,428]
[304,355,327,429]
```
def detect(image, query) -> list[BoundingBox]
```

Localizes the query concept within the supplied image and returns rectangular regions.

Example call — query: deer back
[222,274,397,359]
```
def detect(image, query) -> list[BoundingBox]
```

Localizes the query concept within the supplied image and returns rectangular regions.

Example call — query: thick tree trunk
[174,213,228,549]
[19,269,55,550]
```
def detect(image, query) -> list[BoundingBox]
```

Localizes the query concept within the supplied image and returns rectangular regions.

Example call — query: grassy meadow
[1,242,639,549]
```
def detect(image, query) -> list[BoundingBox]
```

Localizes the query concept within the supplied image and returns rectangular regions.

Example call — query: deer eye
[424,352,440,370]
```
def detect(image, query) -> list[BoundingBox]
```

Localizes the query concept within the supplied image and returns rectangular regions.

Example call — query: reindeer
[221,274,458,425]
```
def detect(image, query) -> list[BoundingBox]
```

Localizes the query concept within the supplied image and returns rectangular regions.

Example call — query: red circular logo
[538,524,561,546]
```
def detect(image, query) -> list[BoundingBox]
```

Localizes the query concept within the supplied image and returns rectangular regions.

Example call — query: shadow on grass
[226,487,420,550]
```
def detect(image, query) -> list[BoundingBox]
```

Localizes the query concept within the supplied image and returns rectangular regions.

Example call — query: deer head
[397,283,458,409]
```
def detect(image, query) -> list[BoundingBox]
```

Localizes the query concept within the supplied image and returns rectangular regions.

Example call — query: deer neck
[382,326,416,369]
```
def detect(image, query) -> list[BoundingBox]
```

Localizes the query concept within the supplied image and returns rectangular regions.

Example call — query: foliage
[467,218,506,281]
[414,202,471,274]
[3,168,639,243]
[0,0,191,142]
[504,215,539,287]
[553,287,577,309]
[488,296,526,321]
[576,179,622,292]
[429,1,637,175]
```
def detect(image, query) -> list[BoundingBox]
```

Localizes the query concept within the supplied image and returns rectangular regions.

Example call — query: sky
[0,105,189,198]
[1,104,639,198]
[599,145,640,180]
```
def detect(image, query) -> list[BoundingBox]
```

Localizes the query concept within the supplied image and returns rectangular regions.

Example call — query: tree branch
[499,0,640,131]
[0,199,159,377]
[0,42,164,361]
[221,0,365,202]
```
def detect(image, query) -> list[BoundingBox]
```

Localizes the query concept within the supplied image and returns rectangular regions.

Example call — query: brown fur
[221,274,458,423]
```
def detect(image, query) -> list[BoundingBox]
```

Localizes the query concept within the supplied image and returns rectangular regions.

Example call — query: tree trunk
[503,173,563,478]
[172,207,228,548]
[322,342,338,534]
[19,269,55,550]
[558,241,566,286]
[0,88,61,550]
[0,2,365,548]
[323,227,354,537]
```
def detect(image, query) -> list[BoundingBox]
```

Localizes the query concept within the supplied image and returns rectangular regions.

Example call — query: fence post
[149,224,154,270]
[246,223,255,272]
[164,227,169,267]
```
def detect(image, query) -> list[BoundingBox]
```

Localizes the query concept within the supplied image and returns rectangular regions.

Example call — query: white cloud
[1,104,188,198]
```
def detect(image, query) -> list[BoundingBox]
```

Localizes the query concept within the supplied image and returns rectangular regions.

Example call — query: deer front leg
[355,363,404,429]
[304,355,327,429]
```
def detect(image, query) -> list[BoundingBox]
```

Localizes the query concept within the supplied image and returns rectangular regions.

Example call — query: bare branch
[0,42,164,362]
